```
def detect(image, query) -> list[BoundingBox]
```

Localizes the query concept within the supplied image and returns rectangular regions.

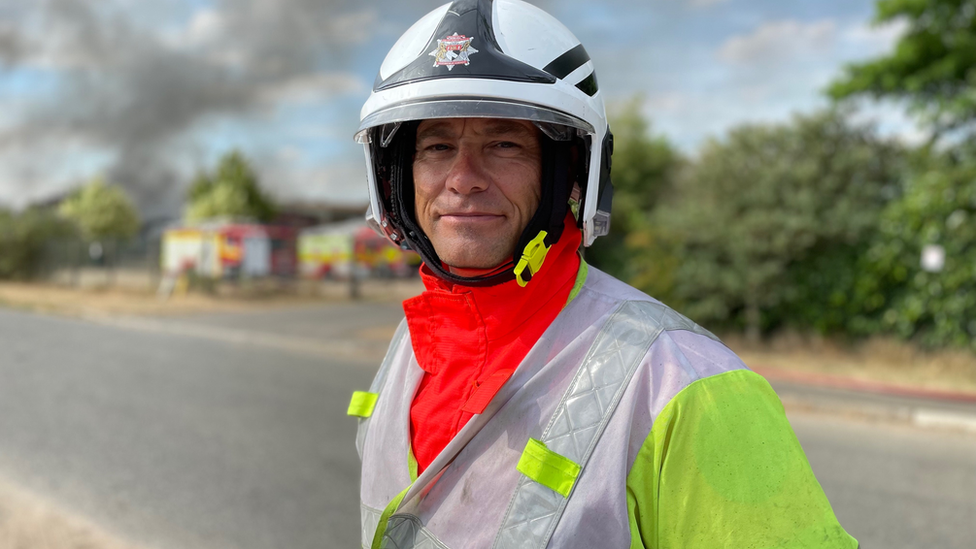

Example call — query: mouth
[438,212,504,221]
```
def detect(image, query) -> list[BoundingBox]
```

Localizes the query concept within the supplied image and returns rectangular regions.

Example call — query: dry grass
[0,279,423,318]
[726,330,976,394]
[0,480,142,549]
[4,281,974,393]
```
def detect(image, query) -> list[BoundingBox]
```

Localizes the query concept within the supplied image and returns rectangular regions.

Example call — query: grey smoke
[0,0,419,217]
[0,26,26,65]
[0,0,591,217]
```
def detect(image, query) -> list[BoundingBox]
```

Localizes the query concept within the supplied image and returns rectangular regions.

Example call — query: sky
[0,0,914,219]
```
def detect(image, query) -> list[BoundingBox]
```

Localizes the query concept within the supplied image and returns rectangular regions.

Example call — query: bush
[186,151,276,223]
[0,208,78,280]
[632,110,906,340]
[58,178,140,241]
[853,147,976,349]
[586,98,683,280]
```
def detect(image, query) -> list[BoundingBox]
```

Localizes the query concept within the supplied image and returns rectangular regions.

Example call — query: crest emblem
[429,33,478,70]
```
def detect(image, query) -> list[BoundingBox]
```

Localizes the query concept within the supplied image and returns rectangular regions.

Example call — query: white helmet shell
[358,0,613,254]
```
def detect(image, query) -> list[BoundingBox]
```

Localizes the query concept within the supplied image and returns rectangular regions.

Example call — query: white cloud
[718,19,837,67]
[276,145,303,163]
[626,16,915,152]
[842,19,908,49]
[258,72,366,105]
[849,100,928,146]
[627,19,847,150]
[185,8,224,46]
[688,0,729,8]
[717,17,906,73]
[266,160,369,206]
[839,19,908,61]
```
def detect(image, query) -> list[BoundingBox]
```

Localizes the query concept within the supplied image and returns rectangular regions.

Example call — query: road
[0,304,973,549]
[792,414,976,548]
[0,305,390,549]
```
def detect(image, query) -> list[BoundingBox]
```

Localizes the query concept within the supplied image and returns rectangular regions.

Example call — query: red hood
[403,214,582,472]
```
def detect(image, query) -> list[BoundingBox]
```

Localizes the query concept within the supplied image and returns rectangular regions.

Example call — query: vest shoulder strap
[493,300,716,549]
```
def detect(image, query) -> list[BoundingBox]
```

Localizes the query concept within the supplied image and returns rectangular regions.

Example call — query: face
[413,118,542,274]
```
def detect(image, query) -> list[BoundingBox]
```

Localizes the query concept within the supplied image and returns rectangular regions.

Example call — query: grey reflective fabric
[380,515,451,549]
[361,504,384,549]
[494,300,718,549]
[357,320,409,459]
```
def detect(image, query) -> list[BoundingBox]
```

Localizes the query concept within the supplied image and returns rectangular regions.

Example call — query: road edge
[757,366,976,434]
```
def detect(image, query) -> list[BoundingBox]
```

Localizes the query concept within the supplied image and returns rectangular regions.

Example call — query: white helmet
[356,0,613,286]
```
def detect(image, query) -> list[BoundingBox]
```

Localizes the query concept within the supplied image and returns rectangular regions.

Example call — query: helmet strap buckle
[514,230,551,287]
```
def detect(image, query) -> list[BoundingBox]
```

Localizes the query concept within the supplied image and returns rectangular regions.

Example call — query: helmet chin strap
[445,259,514,279]
[389,127,579,288]
[511,134,575,287]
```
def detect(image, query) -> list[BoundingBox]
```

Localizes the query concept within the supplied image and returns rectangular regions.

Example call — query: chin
[435,240,512,271]
[440,251,509,272]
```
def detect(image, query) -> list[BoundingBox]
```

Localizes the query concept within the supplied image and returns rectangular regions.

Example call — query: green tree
[0,207,77,279]
[829,0,976,139]
[852,147,976,348]
[586,98,683,279]
[639,110,905,341]
[186,150,276,223]
[58,178,141,240]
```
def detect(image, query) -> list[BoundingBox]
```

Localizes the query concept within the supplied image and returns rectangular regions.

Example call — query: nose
[445,145,489,195]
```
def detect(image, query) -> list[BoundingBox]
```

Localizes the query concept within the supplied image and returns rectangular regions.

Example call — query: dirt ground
[0,279,424,318]
[0,480,143,549]
[727,331,976,395]
[4,280,975,395]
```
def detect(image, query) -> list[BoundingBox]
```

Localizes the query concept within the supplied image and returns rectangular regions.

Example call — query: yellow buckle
[514,231,550,288]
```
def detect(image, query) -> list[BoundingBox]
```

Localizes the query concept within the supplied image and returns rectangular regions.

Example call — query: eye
[418,142,452,152]
[416,142,453,158]
[492,140,526,156]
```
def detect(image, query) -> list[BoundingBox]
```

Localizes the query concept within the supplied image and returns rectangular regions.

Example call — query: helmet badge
[429,33,478,70]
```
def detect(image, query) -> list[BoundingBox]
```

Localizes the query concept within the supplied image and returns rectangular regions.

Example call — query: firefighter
[349,1,857,547]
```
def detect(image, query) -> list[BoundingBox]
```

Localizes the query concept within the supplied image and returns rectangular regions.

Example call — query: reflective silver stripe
[494,300,717,549]
[361,504,384,549]
[380,514,451,549]
[357,320,409,459]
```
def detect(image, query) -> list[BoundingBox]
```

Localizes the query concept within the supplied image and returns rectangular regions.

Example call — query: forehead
[415,118,538,139]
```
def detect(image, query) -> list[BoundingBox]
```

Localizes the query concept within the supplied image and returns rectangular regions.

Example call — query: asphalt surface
[0,306,385,549]
[161,302,407,343]
[791,414,976,548]
[0,303,974,549]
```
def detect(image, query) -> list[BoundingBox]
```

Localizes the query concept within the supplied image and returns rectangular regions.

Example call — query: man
[348,1,857,548]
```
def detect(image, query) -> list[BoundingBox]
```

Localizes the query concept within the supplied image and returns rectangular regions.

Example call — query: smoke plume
[0,0,396,217]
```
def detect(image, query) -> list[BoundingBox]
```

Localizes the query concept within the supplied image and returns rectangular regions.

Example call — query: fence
[39,237,163,291]
[33,234,421,301]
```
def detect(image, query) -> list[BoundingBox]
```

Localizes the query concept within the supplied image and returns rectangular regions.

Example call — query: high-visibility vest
[350,267,857,549]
